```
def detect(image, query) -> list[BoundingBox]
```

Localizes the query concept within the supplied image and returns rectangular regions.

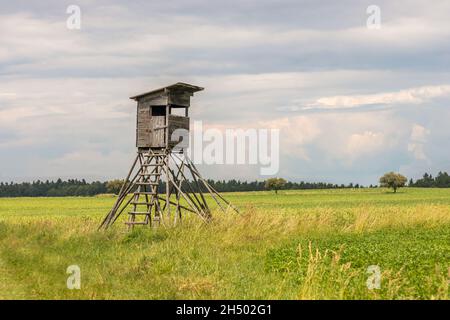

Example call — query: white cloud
[200,112,396,167]
[410,124,429,142]
[0,93,17,97]
[304,85,450,110]
[49,149,132,178]
[199,116,321,161]
[259,116,321,161]
[3,5,450,76]
[408,124,430,160]
[1,1,450,184]
[344,131,386,163]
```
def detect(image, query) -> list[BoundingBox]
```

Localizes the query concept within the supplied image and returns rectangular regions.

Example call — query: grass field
[0,188,449,299]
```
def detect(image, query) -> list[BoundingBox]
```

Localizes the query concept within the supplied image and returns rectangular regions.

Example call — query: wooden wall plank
[137,104,152,148]
[168,115,189,147]
[151,116,166,148]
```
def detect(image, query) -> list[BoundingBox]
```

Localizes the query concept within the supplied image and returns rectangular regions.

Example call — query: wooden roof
[130,82,204,100]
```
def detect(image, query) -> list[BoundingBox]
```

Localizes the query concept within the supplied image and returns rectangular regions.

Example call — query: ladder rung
[125,221,148,225]
[134,192,157,195]
[128,211,151,215]
[140,173,162,176]
[131,202,153,205]
[142,163,164,167]
[136,182,159,186]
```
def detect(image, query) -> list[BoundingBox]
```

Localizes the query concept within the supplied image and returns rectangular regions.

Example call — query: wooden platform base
[99,149,237,230]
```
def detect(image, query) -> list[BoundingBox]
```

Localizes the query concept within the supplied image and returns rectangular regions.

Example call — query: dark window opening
[151,106,166,116]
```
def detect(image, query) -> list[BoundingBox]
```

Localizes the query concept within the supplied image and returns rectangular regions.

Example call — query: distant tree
[414,173,435,187]
[106,179,124,195]
[435,171,450,188]
[265,178,287,194]
[379,172,408,193]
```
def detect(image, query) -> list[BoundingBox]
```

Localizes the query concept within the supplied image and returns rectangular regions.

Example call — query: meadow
[0,187,449,299]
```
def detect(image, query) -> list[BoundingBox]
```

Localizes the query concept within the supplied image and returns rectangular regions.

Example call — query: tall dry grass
[0,197,449,299]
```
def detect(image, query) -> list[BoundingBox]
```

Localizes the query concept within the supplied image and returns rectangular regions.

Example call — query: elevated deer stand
[99,83,237,230]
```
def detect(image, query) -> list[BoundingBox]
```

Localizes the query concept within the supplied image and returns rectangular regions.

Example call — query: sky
[0,0,449,185]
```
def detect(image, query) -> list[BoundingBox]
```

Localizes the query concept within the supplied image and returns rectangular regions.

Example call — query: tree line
[0,171,448,197]
[408,172,450,188]
[0,179,107,197]
[0,178,360,197]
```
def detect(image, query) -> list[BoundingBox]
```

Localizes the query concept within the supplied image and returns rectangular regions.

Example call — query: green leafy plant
[265,178,287,194]
[379,172,407,193]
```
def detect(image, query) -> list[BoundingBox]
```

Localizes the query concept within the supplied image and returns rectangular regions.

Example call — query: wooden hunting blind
[132,83,202,149]
[100,82,237,230]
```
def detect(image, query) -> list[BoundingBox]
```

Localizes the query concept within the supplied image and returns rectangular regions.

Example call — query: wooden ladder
[125,152,165,229]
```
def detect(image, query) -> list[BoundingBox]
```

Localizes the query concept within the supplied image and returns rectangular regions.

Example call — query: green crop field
[0,188,449,300]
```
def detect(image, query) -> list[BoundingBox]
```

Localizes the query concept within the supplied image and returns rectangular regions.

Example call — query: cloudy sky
[1,0,449,185]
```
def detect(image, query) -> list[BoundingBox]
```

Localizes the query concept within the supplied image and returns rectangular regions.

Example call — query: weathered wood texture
[101,83,237,231]
[134,83,201,148]
[168,91,192,107]
[168,115,189,148]
[151,116,166,148]
[130,82,203,101]
[137,108,189,148]
[138,92,168,106]
[137,103,152,148]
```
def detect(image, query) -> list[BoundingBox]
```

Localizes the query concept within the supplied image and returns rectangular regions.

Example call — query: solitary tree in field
[265,178,287,194]
[379,172,407,193]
